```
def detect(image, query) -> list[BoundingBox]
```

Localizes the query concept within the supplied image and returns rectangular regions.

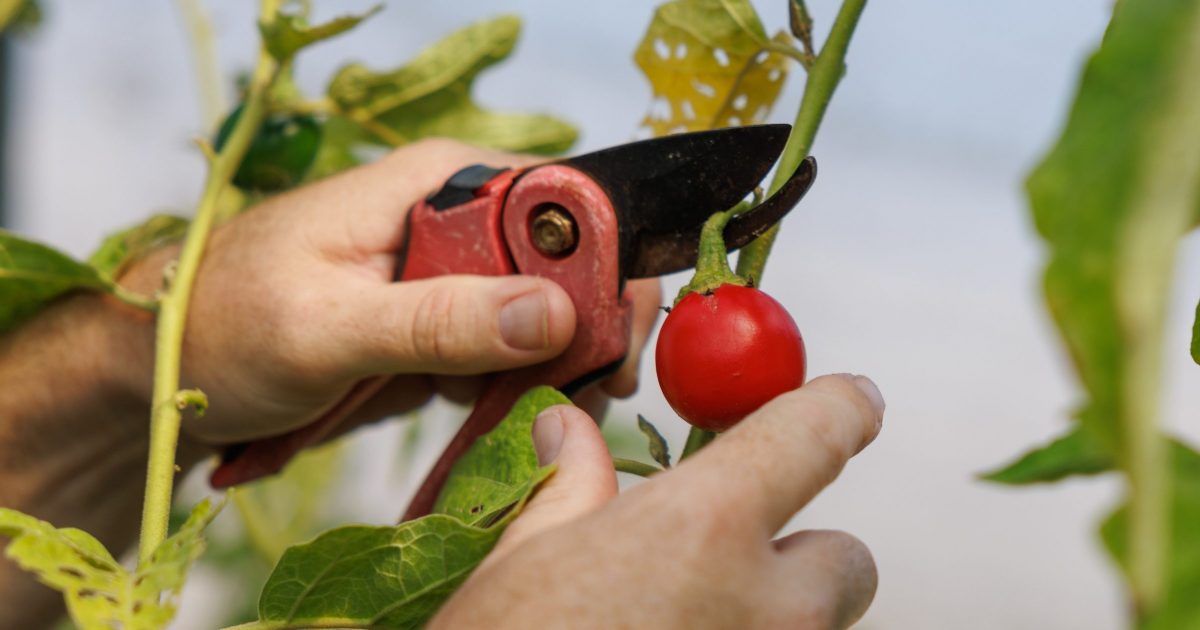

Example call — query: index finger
[665,374,884,534]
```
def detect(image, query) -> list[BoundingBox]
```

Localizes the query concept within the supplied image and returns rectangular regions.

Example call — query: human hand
[431,374,884,630]
[116,139,661,448]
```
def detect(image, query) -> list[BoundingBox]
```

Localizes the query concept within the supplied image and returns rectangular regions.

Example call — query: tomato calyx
[673,205,752,305]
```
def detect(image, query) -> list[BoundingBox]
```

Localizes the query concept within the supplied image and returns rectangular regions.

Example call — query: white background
[8,1,1200,628]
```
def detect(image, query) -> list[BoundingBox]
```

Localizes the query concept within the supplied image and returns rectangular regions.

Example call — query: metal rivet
[530,205,578,256]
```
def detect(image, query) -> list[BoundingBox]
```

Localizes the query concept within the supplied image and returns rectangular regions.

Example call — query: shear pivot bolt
[531,205,578,256]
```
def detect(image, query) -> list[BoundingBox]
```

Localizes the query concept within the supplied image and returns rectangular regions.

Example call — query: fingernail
[499,290,550,350]
[532,408,566,465]
[852,375,885,420]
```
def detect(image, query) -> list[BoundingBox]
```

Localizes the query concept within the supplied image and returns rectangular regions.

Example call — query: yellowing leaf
[0,0,39,34]
[0,499,223,630]
[634,0,793,135]
[326,15,577,155]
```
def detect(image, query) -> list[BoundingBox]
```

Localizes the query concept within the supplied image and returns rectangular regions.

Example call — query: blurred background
[4,1,1200,628]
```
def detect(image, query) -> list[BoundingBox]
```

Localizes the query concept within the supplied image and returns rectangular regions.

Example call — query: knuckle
[409,284,475,367]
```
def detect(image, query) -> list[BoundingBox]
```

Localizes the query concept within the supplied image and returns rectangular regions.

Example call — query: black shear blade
[625,155,817,278]
[563,125,788,227]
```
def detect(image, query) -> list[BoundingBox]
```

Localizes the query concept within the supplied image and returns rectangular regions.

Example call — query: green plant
[0,0,870,627]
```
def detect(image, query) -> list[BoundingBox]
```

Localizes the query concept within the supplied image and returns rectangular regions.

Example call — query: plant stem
[612,457,663,478]
[736,0,867,283]
[680,427,716,459]
[175,0,227,130]
[137,0,283,564]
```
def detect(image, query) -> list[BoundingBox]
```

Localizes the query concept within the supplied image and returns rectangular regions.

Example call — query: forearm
[0,291,200,626]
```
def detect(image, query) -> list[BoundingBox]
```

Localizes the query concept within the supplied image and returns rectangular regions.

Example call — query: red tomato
[655,284,806,431]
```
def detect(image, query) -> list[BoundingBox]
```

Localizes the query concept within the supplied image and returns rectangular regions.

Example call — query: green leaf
[88,214,189,279]
[252,516,501,630]
[1025,0,1200,450]
[326,15,577,155]
[0,499,223,630]
[981,425,1114,484]
[260,5,381,62]
[1191,297,1200,365]
[247,387,566,630]
[1019,0,1200,617]
[1102,441,1200,630]
[637,414,672,469]
[0,231,112,334]
[634,0,794,135]
[434,386,569,526]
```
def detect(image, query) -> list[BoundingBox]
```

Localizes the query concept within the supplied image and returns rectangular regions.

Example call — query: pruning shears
[208,124,818,520]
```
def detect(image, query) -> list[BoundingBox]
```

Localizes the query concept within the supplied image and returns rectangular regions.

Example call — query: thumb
[486,405,618,563]
[339,275,576,377]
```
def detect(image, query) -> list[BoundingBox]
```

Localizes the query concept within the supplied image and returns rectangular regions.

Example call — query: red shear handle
[210,164,633,519]
[209,169,520,489]
[401,164,633,520]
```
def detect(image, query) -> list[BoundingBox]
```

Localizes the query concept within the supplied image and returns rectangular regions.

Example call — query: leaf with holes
[244,388,563,630]
[0,499,223,630]
[634,0,794,135]
[88,214,189,279]
[326,15,577,155]
[0,231,117,334]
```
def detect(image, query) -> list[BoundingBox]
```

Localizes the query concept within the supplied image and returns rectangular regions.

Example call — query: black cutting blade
[558,125,792,280]
[626,156,817,278]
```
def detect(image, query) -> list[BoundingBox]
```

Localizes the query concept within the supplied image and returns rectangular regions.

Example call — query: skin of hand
[431,374,885,630]
[0,138,660,628]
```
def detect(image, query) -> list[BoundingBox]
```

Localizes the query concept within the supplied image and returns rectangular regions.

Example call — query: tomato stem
[735,0,867,284]
[680,427,716,459]
[674,207,749,305]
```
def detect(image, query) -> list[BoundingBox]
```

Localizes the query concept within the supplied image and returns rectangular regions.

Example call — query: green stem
[137,0,283,565]
[735,0,867,283]
[613,457,663,478]
[675,208,749,303]
[680,427,716,459]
